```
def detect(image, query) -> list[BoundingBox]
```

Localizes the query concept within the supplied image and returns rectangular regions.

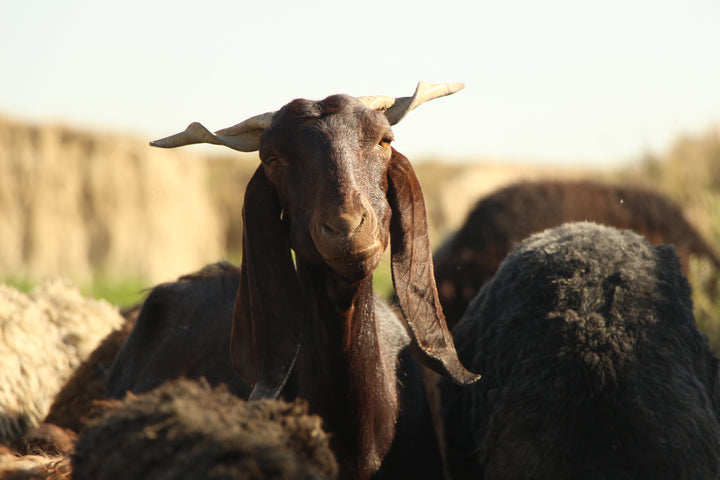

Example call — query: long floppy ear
[231,166,302,399]
[387,150,480,386]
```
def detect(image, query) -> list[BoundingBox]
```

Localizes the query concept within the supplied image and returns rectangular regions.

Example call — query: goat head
[151,82,479,398]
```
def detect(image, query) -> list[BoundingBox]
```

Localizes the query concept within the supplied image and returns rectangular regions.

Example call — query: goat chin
[323,240,385,283]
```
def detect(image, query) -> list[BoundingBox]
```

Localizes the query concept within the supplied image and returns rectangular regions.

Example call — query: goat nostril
[322,212,365,237]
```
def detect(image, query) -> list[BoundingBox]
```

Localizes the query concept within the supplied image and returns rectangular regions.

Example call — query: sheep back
[0,280,124,445]
[44,307,138,432]
[104,262,250,399]
[72,378,338,480]
[433,180,720,329]
[440,222,720,479]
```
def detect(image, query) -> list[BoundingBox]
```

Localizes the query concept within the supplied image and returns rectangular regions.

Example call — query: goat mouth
[323,238,385,281]
[322,238,384,262]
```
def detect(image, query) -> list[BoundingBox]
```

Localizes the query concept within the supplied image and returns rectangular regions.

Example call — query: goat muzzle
[311,205,384,280]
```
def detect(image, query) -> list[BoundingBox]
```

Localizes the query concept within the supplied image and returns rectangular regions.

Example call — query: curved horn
[149,111,275,152]
[358,81,465,125]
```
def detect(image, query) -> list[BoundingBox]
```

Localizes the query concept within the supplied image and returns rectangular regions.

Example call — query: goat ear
[231,166,302,399]
[387,149,480,386]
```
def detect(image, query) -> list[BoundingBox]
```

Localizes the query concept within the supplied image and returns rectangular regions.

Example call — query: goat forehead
[263,97,388,167]
[286,94,364,116]
[272,95,384,133]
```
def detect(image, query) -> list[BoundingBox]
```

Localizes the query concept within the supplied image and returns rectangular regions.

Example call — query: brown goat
[106,82,478,479]
[434,179,720,330]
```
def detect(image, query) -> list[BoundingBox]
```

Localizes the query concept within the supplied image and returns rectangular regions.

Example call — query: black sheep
[440,222,720,479]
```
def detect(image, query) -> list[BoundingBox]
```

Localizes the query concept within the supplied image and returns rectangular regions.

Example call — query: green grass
[688,257,720,355]
[373,255,394,301]
[3,275,148,308]
[3,276,35,294]
[82,275,148,308]
[232,248,397,301]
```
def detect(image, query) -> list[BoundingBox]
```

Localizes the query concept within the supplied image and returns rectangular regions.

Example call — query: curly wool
[440,222,720,479]
[0,280,124,444]
[72,378,338,480]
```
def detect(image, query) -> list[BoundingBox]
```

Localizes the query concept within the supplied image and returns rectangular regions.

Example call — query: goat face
[150,82,479,398]
[259,95,392,282]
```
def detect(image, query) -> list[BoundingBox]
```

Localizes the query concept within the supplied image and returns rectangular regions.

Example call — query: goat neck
[296,261,399,480]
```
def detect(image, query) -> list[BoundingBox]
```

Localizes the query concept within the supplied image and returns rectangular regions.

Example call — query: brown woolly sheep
[434,179,720,329]
[73,378,338,480]
[8,424,76,458]
[44,307,138,433]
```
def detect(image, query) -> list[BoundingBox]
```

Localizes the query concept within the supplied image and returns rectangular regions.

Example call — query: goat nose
[322,211,365,238]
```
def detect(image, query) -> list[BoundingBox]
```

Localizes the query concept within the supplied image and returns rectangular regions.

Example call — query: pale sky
[2,0,719,165]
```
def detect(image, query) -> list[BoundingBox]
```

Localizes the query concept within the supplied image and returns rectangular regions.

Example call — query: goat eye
[264,155,278,165]
[378,137,392,149]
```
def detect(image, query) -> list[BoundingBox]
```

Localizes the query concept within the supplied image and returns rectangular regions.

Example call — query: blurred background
[1,1,719,344]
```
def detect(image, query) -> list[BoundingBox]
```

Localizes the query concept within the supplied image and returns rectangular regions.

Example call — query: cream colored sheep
[0,280,124,444]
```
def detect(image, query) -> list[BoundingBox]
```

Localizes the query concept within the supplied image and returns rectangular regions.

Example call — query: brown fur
[8,425,75,458]
[0,444,71,480]
[107,94,475,479]
[44,308,138,432]
[73,379,337,480]
[434,180,720,329]
[230,97,476,477]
